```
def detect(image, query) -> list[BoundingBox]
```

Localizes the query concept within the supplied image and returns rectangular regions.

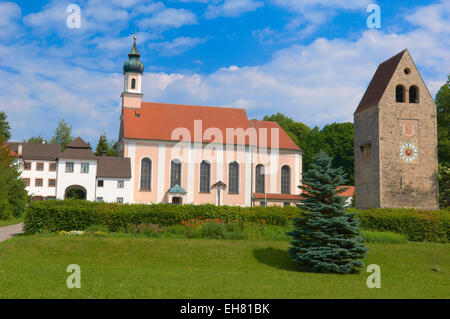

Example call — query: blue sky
[0,0,449,147]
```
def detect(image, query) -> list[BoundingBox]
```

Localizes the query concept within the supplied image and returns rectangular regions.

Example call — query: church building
[117,37,303,206]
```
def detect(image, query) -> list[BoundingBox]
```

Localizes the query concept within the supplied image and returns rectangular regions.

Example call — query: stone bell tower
[354,49,439,209]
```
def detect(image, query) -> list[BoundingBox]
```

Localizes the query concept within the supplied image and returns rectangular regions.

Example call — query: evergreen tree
[95,133,109,156]
[288,151,368,274]
[95,133,118,156]
[0,111,11,141]
[50,119,73,150]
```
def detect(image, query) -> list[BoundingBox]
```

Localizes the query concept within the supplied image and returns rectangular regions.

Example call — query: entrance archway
[172,196,182,204]
[65,185,87,200]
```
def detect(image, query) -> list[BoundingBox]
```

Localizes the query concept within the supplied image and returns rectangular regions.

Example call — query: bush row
[351,208,450,243]
[24,200,300,234]
[24,200,450,243]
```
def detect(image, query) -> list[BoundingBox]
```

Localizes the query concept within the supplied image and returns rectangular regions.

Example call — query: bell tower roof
[123,36,144,74]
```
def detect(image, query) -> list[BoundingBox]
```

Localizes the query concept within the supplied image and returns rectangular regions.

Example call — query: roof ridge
[141,101,247,112]
[354,49,407,114]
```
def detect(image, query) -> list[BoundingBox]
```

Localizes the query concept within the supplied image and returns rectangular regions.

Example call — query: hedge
[351,208,450,243]
[24,200,300,234]
[24,200,450,243]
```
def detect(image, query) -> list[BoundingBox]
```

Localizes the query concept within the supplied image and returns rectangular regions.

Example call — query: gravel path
[0,223,24,242]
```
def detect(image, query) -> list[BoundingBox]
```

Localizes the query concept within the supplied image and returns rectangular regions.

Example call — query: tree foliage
[95,133,118,157]
[263,113,354,184]
[50,119,73,150]
[436,75,449,165]
[0,111,11,141]
[438,163,450,208]
[0,138,29,219]
[25,135,46,144]
[287,151,367,274]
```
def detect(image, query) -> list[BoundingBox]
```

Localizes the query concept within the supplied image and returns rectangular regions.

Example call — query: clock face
[400,143,418,162]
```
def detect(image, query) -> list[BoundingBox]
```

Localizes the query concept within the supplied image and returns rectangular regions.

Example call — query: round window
[404,68,411,74]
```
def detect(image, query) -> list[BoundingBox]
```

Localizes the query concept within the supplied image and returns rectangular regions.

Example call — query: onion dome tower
[121,35,144,109]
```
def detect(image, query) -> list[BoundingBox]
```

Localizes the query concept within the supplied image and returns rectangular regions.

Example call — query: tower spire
[121,35,144,108]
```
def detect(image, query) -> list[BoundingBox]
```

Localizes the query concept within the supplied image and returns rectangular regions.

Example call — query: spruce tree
[288,151,368,274]
[95,133,109,156]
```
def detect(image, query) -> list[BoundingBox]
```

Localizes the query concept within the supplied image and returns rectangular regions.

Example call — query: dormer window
[131,78,136,89]
[396,85,405,103]
[409,85,419,103]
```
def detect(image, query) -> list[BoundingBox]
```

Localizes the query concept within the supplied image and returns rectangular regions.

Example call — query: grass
[361,230,408,244]
[0,235,448,298]
[0,216,23,227]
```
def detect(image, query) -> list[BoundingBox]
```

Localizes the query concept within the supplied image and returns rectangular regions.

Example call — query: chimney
[18,144,23,156]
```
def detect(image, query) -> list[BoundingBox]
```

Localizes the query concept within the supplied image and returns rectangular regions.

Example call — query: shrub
[128,223,166,237]
[201,221,225,239]
[24,200,301,234]
[350,208,450,243]
[84,224,109,233]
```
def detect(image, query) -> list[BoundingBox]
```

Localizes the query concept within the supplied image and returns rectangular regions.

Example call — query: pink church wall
[133,142,159,203]
[127,139,301,206]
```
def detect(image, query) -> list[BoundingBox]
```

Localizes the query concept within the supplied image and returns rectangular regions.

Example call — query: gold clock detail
[400,143,418,162]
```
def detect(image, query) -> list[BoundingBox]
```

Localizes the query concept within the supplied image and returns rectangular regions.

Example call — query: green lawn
[0,216,23,227]
[0,235,448,298]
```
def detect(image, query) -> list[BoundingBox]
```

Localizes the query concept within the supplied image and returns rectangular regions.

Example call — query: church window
[228,161,239,194]
[281,165,291,194]
[409,86,419,103]
[396,85,405,103]
[199,160,211,193]
[170,159,182,187]
[255,164,265,193]
[131,78,136,89]
[140,158,152,191]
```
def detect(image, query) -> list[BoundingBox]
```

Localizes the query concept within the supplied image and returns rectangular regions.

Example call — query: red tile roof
[336,185,355,197]
[253,193,302,200]
[122,101,300,151]
[253,187,354,202]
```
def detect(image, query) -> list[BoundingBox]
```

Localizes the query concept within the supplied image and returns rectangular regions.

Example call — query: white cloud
[138,8,197,29]
[149,37,206,56]
[205,0,263,19]
[1,1,449,145]
[141,27,449,127]
[0,2,22,39]
[405,1,450,34]
[254,0,371,44]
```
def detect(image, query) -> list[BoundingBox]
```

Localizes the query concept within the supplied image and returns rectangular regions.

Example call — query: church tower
[354,49,439,209]
[118,36,144,157]
[121,36,144,109]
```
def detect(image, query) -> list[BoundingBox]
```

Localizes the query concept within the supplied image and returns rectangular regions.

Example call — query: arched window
[140,158,151,191]
[199,160,211,193]
[131,78,136,90]
[281,165,291,194]
[170,159,182,187]
[255,164,265,193]
[228,161,239,194]
[409,85,419,103]
[395,85,405,102]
